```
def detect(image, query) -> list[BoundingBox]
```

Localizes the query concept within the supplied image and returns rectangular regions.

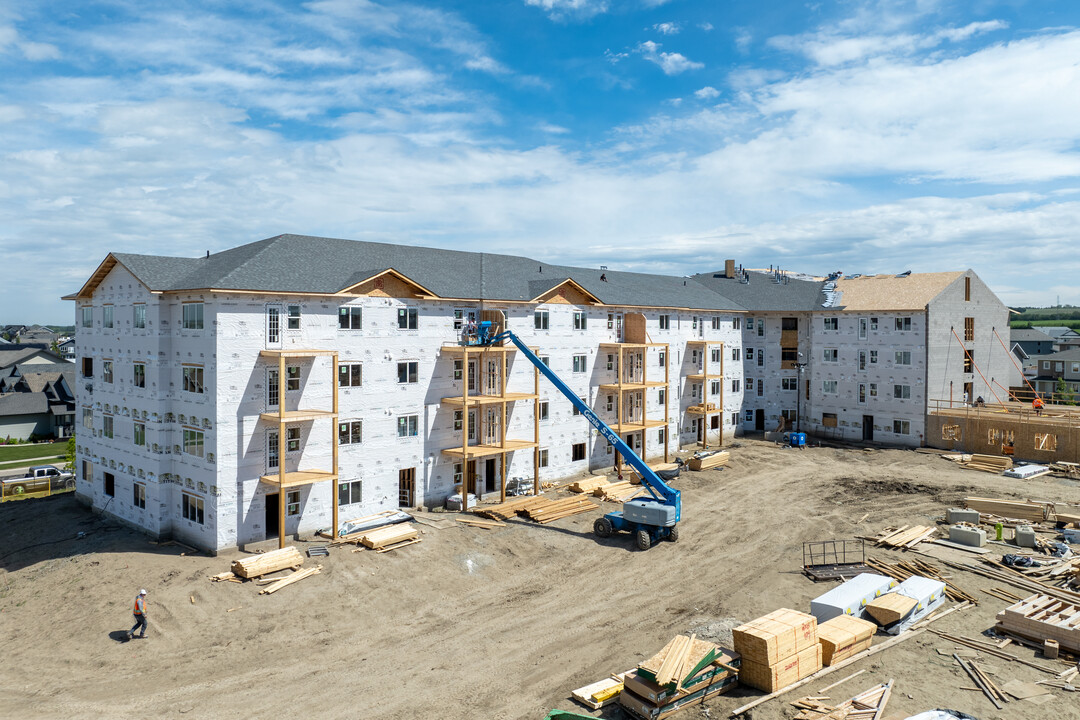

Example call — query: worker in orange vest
[128,589,148,639]
[1033,396,1045,416]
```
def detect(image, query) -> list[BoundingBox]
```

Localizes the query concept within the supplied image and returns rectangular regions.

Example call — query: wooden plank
[231,546,304,579]
[375,537,421,553]
[258,565,321,595]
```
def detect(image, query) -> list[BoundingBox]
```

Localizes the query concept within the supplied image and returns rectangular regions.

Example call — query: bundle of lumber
[521,496,599,524]
[628,462,678,482]
[456,517,506,530]
[872,525,937,549]
[618,634,740,720]
[596,480,645,502]
[258,564,321,595]
[231,546,304,579]
[734,609,821,693]
[866,556,978,605]
[792,680,893,720]
[571,670,632,710]
[961,454,1013,473]
[688,451,729,471]
[568,476,610,493]
[996,594,1080,654]
[358,523,419,550]
[472,495,547,521]
[964,497,1052,523]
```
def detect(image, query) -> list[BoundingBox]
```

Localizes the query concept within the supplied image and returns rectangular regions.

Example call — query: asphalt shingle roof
[108,234,746,311]
[0,392,48,416]
[1035,326,1080,339]
[1011,328,1055,342]
[689,270,827,312]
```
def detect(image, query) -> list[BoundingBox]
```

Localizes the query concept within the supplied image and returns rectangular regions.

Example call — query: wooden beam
[663,343,670,462]
[278,352,286,550]
[533,362,540,496]
[617,345,624,476]
[461,347,469,511]
[331,352,339,541]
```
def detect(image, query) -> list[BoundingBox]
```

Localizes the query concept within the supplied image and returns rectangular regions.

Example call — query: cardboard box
[740,644,822,693]
[811,573,898,623]
[732,609,818,666]
[817,615,876,666]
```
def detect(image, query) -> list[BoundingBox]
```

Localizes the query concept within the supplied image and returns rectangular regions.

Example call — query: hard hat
[140,589,147,595]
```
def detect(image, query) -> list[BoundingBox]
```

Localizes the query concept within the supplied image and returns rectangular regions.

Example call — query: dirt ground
[2,439,1079,720]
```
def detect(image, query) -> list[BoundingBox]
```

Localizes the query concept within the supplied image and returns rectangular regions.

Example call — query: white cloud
[653,22,681,35]
[536,122,570,134]
[699,22,714,32]
[734,28,752,54]
[0,23,60,61]
[694,86,720,100]
[636,41,704,75]
[524,0,609,20]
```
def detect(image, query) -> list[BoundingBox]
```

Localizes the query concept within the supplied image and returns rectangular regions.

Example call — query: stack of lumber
[596,480,644,502]
[472,495,548,520]
[872,525,937,549]
[1050,461,1080,480]
[628,462,678,483]
[734,609,821,693]
[792,680,893,720]
[961,454,1014,473]
[456,517,505,530]
[231,546,304,579]
[816,616,876,666]
[258,564,321,595]
[864,594,918,626]
[521,496,599,524]
[568,476,610,493]
[996,594,1080,654]
[688,451,729,471]
[571,671,632,710]
[358,523,419,550]
[618,634,740,720]
[866,556,978,605]
[964,497,1052,523]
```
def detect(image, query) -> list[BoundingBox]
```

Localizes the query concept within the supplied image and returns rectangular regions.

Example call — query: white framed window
[286,426,300,452]
[453,359,463,381]
[572,397,586,416]
[182,303,204,330]
[731,379,741,393]
[538,448,549,468]
[658,315,670,330]
[869,383,878,397]
[102,414,114,439]
[286,305,301,330]
[893,384,911,399]
[895,317,912,331]
[894,351,912,366]
[606,353,615,371]
[103,305,114,329]
[133,363,145,388]
[870,350,879,364]
[822,380,838,393]
[397,415,419,437]
[338,306,362,330]
[858,317,867,339]
[534,309,549,330]
[744,410,753,422]
[81,306,93,328]
[183,428,205,457]
[870,317,879,330]
[339,363,362,387]
[658,388,666,406]
[858,383,866,404]
[286,490,300,516]
[658,427,667,444]
[658,351,666,366]
[183,365,204,394]
[133,304,146,329]
[711,316,722,330]
[732,317,741,330]
[102,360,113,383]
[397,308,418,330]
[133,422,145,446]
[571,443,586,461]
[573,311,587,330]
[397,361,419,384]
[82,407,93,429]
[133,482,146,509]
[746,348,754,360]
[605,394,614,412]
[757,351,764,367]
[338,420,362,445]
[730,348,739,361]
[572,355,587,373]
[893,419,911,435]
[823,348,838,362]
[267,431,279,469]
[823,317,838,331]
[539,401,549,420]
[182,493,204,524]
[267,369,279,406]
[339,480,362,506]
[781,377,797,391]
[286,365,301,391]
[692,316,699,330]
[757,321,764,337]
[858,350,867,371]
[711,380,722,395]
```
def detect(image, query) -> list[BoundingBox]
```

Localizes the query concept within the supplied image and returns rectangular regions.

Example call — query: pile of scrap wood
[960,454,1013,473]
[230,546,304,579]
[355,523,420,552]
[871,525,937,549]
[472,495,547,521]
[617,634,740,720]
[521,496,599,524]
[595,480,645,503]
[688,450,729,471]
[258,564,321,595]
[791,680,893,720]
[456,517,505,530]
[866,556,978,604]
[1050,462,1080,479]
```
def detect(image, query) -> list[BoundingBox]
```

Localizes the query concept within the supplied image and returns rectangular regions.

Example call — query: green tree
[64,435,76,471]
[1055,377,1076,406]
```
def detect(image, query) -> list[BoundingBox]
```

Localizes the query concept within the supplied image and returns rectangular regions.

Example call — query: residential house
[1038,326,1080,353]
[0,354,75,440]
[1031,348,1080,401]
[1010,328,1056,357]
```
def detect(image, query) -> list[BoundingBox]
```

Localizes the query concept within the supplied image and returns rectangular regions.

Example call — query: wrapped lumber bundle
[618,634,740,720]
[359,523,418,549]
[688,451,729,471]
[816,615,876,666]
[231,546,304,579]
[734,609,821,693]
[568,476,609,493]
[963,497,1050,523]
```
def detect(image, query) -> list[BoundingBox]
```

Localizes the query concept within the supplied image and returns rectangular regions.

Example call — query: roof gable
[833,272,964,311]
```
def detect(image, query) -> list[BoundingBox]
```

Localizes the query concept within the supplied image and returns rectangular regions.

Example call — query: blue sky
[3,0,1080,323]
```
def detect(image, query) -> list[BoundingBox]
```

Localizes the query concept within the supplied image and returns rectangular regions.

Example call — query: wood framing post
[332,352,339,540]
[278,353,286,550]
[702,343,709,450]
[461,348,469,511]
[533,362,539,496]
[616,345,624,475]
[500,451,507,503]
[719,342,724,447]
[663,343,670,462]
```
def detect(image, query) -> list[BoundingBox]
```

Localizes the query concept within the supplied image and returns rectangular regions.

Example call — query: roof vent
[895,270,912,278]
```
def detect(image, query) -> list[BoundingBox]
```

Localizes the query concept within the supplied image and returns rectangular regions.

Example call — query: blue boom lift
[470,321,681,550]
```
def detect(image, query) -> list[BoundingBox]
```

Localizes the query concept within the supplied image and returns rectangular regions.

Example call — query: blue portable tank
[791,432,807,447]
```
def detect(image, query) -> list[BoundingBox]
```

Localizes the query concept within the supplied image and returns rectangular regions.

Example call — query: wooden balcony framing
[685,340,724,449]
[599,341,671,474]
[259,470,339,488]
[687,403,721,415]
[609,419,668,433]
[440,439,540,459]
[258,409,337,424]
[441,392,538,407]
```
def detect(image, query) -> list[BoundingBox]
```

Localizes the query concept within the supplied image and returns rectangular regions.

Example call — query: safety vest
[134,596,145,615]
[1034,398,1044,409]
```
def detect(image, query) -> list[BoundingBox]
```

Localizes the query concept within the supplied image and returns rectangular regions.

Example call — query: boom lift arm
[484,329,681,549]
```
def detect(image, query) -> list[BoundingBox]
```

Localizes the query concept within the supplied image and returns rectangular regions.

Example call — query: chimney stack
[724,259,736,279]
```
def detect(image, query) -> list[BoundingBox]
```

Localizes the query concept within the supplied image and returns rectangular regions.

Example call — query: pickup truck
[1,465,75,497]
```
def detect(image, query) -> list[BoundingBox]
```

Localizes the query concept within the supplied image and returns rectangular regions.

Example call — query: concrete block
[1015,525,1037,548]
[948,524,986,547]
[946,508,981,525]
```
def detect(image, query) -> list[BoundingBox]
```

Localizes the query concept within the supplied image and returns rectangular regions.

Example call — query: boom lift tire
[593,517,613,538]
[635,529,651,551]
[667,525,679,543]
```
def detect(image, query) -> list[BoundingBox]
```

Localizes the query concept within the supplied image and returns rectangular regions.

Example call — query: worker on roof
[1033,396,1045,416]
[128,589,148,640]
